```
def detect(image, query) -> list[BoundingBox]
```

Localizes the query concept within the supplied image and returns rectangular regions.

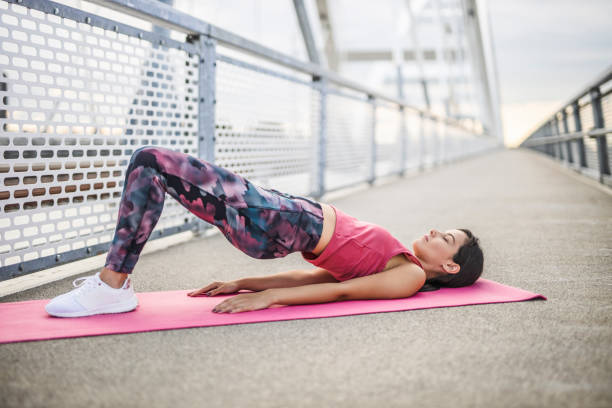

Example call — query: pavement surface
[1,148,611,408]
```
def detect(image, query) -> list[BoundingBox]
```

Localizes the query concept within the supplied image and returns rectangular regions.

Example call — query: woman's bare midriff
[309,203,336,257]
[309,203,411,272]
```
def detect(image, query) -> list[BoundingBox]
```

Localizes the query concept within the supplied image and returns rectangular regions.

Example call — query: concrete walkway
[1,148,611,408]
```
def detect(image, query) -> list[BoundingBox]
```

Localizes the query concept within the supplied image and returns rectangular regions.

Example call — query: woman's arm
[189,267,338,297]
[212,281,342,313]
[267,282,342,306]
[335,263,426,301]
[270,263,426,304]
[211,263,426,313]
[237,267,338,291]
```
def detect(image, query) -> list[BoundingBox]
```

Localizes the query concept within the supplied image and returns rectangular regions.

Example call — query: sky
[486,0,612,147]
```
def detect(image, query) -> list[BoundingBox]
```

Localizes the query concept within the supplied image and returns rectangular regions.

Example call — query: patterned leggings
[105,146,324,274]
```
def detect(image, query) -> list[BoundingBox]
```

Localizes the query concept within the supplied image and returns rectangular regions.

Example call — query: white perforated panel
[567,106,576,133]
[214,54,318,197]
[0,1,199,269]
[325,91,372,190]
[421,117,438,167]
[601,92,612,166]
[374,101,402,177]
[404,111,422,170]
[578,102,600,173]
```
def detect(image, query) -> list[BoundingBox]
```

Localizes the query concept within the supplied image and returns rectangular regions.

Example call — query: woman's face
[412,229,468,274]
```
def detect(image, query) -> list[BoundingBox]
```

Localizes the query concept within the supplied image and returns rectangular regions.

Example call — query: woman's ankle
[100,266,129,289]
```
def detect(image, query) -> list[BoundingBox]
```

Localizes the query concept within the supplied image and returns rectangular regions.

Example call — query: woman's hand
[187,280,241,297]
[212,291,274,313]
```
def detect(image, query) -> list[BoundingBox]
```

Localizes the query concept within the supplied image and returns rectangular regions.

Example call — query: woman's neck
[414,256,439,281]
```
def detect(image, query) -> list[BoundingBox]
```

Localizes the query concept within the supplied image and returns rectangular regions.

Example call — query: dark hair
[418,228,484,292]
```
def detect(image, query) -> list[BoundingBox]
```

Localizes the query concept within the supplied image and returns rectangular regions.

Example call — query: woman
[45,146,484,317]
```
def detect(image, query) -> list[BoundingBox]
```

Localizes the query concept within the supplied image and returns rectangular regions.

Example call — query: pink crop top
[301,204,423,281]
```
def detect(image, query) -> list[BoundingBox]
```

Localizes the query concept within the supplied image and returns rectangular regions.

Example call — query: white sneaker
[45,272,138,317]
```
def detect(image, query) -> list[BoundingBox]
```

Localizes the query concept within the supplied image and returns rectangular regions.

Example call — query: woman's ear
[443,262,460,275]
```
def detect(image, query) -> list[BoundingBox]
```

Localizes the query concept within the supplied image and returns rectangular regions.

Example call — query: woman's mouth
[424,234,429,242]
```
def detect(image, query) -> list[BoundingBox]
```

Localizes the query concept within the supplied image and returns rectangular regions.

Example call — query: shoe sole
[47,296,139,318]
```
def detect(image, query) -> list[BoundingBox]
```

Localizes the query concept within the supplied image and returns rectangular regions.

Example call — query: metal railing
[520,65,612,187]
[0,0,499,280]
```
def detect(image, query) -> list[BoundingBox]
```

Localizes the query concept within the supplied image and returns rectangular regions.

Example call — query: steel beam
[293,0,321,65]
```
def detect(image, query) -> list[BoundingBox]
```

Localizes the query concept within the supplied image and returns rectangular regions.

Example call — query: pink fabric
[302,204,422,281]
[0,278,546,344]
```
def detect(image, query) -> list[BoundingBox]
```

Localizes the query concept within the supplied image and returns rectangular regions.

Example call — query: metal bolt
[85,17,91,24]
[213,99,216,104]
[18,264,24,272]
[138,33,143,39]
[114,25,119,32]
[86,247,92,254]
[55,254,61,262]
[213,62,216,67]
[54,8,59,15]
[159,39,165,45]
[200,58,205,63]
[200,97,204,102]
[17,0,23,3]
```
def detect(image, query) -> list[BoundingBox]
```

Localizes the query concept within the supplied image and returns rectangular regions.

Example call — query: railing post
[440,119,448,165]
[191,33,217,233]
[192,34,217,164]
[419,112,426,171]
[551,122,557,157]
[561,108,573,164]
[536,128,543,154]
[589,87,610,182]
[572,101,587,168]
[399,105,406,176]
[537,128,545,154]
[545,121,553,157]
[313,76,328,199]
[552,116,564,161]
[432,117,439,166]
[368,95,377,185]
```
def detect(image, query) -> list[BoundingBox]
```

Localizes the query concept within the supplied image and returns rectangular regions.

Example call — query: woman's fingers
[211,293,267,313]
[212,298,235,313]
[187,282,219,296]
[188,280,242,297]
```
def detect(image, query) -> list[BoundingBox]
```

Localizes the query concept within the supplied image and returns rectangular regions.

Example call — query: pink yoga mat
[0,278,546,344]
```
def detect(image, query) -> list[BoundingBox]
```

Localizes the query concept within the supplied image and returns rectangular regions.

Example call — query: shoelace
[71,274,101,296]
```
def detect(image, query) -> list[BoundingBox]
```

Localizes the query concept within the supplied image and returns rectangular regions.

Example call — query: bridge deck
[1,148,611,407]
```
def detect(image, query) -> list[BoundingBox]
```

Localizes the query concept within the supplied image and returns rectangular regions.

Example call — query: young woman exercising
[45,146,484,317]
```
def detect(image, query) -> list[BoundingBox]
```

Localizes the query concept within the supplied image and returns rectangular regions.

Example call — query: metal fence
[0,0,499,280]
[520,65,612,187]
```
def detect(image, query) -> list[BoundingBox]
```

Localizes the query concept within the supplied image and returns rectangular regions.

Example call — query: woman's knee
[129,146,162,170]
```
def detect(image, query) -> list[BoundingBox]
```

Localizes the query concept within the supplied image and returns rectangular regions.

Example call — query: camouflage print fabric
[105,146,324,274]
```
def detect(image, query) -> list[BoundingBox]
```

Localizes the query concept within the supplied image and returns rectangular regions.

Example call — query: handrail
[521,129,612,147]
[588,128,612,138]
[520,64,612,141]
